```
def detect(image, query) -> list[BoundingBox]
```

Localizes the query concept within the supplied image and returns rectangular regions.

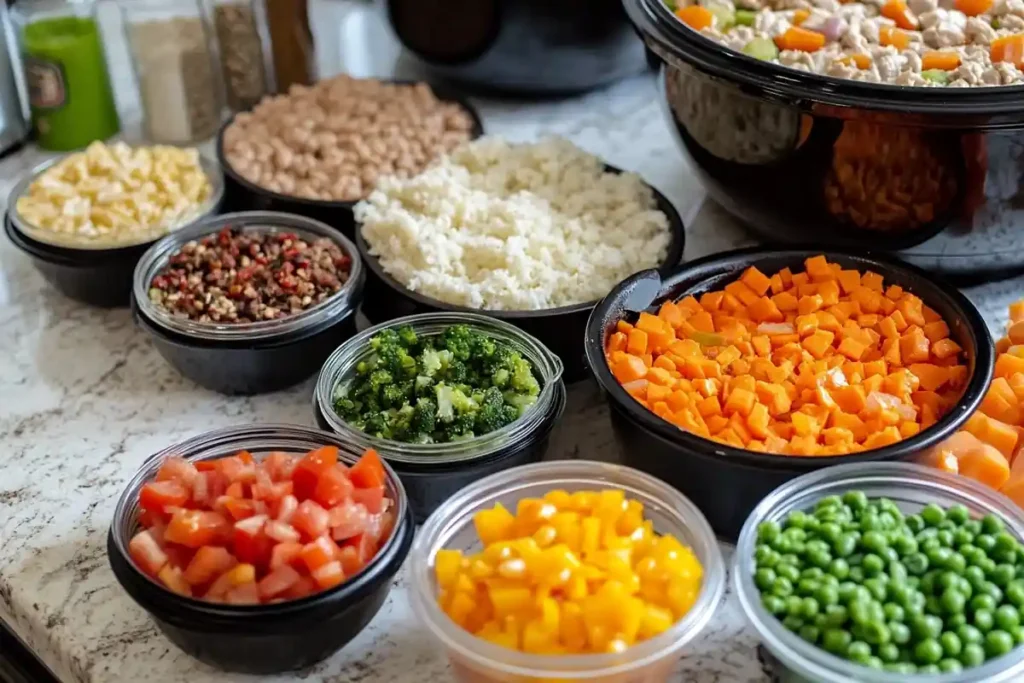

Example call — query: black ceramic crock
[132,212,365,395]
[107,425,414,674]
[625,0,1024,278]
[584,247,995,540]
[217,82,484,237]
[384,0,650,94]
[355,167,686,383]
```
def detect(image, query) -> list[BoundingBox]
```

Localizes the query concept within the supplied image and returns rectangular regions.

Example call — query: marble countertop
[5,51,1024,683]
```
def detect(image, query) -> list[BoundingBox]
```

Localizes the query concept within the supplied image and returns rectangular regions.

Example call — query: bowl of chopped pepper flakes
[409,460,725,682]
[585,248,994,540]
[132,211,364,395]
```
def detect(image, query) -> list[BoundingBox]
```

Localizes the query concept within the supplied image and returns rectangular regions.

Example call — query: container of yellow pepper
[409,460,725,682]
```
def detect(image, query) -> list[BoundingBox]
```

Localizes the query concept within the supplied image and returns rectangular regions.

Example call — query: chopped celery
[742,37,779,61]
[922,69,950,85]
[707,2,736,29]
[736,9,757,25]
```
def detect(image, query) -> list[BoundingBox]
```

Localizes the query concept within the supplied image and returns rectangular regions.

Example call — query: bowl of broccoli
[313,312,567,520]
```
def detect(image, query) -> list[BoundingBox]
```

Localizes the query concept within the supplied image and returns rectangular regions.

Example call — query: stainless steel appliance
[0,1,28,156]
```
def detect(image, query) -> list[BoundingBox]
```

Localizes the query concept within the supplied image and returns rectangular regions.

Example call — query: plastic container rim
[734,461,1024,683]
[315,311,566,465]
[409,459,727,679]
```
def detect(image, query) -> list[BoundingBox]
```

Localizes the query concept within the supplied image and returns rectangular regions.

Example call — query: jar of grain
[206,0,270,111]
[119,0,223,145]
[263,0,314,93]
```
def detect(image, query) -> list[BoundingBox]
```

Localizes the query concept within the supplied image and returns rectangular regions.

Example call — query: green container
[18,12,120,150]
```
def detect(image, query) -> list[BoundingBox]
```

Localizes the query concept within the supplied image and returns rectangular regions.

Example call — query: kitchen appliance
[0,1,29,156]
[625,0,1024,278]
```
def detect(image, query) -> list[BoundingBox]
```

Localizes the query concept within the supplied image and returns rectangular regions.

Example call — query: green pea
[947,613,967,630]
[878,642,900,662]
[782,614,804,631]
[985,629,1015,657]
[755,546,779,568]
[957,623,984,645]
[927,547,953,569]
[834,534,857,558]
[829,558,850,580]
[1006,580,1024,607]
[993,564,1017,588]
[982,514,1005,535]
[922,504,946,527]
[883,602,905,622]
[996,604,1020,631]
[779,553,800,567]
[981,582,1004,604]
[938,658,963,673]
[799,624,820,643]
[758,521,781,543]
[965,565,987,590]
[978,557,997,574]
[801,567,824,580]
[863,621,891,645]
[786,595,804,616]
[915,637,944,664]
[850,600,872,626]
[974,609,995,633]
[1012,625,1024,645]
[798,578,820,595]
[995,532,1018,554]
[940,631,963,657]
[905,553,929,576]
[863,553,885,576]
[890,621,911,644]
[926,595,943,616]
[823,628,852,654]
[818,495,843,511]
[977,534,997,553]
[809,549,832,569]
[762,594,787,616]
[937,530,955,547]
[960,642,985,667]
[802,597,820,619]
[965,520,983,536]
[946,553,967,574]
[777,564,800,582]
[815,584,839,607]
[823,604,848,627]
[941,588,967,615]
[937,571,961,593]
[755,568,777,591]
[819,522,842,543]
[847,640,872,663]
[946,504,969,525]
[773,536,793,554]
[813,613,829,630]
[953,528,974,548]
[913,614,944,640]
[906,514,925,533]
[889,583,913,608]
[772,576,794,597]
[849,567,865,584]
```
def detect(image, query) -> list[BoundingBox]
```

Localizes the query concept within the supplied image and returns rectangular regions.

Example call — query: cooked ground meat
[149,227,351,323]
[666,0,1024,86]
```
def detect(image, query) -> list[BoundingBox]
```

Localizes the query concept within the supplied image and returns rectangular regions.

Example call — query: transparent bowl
[734,462,1024,683]
[106,424,415,673]
[409,460,726,682]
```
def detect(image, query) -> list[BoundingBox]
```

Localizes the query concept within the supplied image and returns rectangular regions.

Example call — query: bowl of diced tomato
[585,247,994,541]
[106,424,414,674]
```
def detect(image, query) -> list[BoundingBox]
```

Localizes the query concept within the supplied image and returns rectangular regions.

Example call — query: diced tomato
[258,565,301,600]
[313,466,354,508]
[350,486,385,514]
[225,582,260,604]
[162,542,197,570]
[252,480,293,503]
[155,457,199,487]
[349,449,386,489]
[236,450,255,464]
[233,515,274,567]
[139,480,189,513]
[206,563,256,599]
[282,575,317,600]
[129,530,168,576]
[291,446,339,501]
[183,546,237,586]
[269,541,304,570]
[139,507,167,528]
[264,452,296,482]
[343,533,377,570]
[158,565,193,596]
[274,494,298,522]
[195,460,219,472]
[311,561,345,591]
[300,536,338,573]
[220,456,257,484]
[164,510,231,548]
[264,520,301,544]
[291,500,330,539]
[225,481,245,499]
[218,496,258,521]
[329,501,369,541]
[337,545,363,576]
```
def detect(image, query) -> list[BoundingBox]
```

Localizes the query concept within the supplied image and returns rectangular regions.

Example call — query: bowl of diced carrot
[106,424,415,674]
[584,247,994,540]
[408,460,726,683]
[917,299,1024,510]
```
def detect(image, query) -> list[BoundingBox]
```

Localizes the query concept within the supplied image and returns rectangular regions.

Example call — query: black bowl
[384,0,650,95]
[626,0,1024,277]
[107,425,415,674]
[585,247,995,540]
[5,213,155,308]
[132,212,365,396]
[355,168,686,383]
[313,381,566,522]
[216,81,485,237]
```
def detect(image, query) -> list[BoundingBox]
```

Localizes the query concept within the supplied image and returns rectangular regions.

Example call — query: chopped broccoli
[332,323,545,444]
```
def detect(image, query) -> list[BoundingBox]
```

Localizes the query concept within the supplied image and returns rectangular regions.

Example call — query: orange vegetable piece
[991,34,1024,68]
[675,5,714,31]
[921,51,961,71]
[839,54,871,70]
[775,27,826,53]
[960,444,1011,490]
[955,0,992,14]
[740,266,772,297]
[626,329,648,356]
[613,355,648,383]
[996,352,1024,379]
[881,0,918,29]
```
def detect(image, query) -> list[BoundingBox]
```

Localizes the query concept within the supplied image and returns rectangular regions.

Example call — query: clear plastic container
[207,0,270,111]
[734,462,1024,683]
[120,0,223,144]
[409,460,726,682]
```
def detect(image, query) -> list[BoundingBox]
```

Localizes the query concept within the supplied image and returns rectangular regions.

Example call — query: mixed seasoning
[148,227,351,324]
[332,324,542,444]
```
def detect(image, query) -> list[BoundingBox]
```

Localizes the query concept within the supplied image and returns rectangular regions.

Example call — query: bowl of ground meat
[626,0,1024,277]
[131,211,364,395]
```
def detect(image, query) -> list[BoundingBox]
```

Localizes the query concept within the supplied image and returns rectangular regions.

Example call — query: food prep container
[625,0,1024,278]
[216,82,484,237]
[408,459,726,682]
[735,461,1024,683]
[584,247,995,540]
[356,169,686,383]
[107,424,415,674]
[314,312,567,522]
[132,211,364,395]
[4,155,223,308]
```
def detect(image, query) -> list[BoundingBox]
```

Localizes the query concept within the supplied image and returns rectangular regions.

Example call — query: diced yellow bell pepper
[489,586,533,618]
[474,503,516,545]
[581,517,601,555]
[446,591,477,627]
[434,549,463,589]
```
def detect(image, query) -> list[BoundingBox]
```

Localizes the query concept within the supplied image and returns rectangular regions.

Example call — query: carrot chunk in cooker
[921,51,961,71]
[881,0,919,29]
[774,27,826,52]
[675,5,713,31]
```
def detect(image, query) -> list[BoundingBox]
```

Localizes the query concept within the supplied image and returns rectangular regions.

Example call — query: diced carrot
[837,337,867,361]
[616,320,633,334]
[626,329,648,356]
[607,332,627,354]
[879,26,911,50]
[839,54,872,70]
[613,355,647,383]
[996,352,1024,379]
[792,8,810,25]
[675,5,714,31]
[960,444,1011,490]
[955,0,992,14]
[881,0,918,29]
[740,266,772,297]
[921,51,961,71]
[802,330,835,359]
[992,34,1024,69]
[932,338,962,360]
[908,363,949,392]
[775,26,826,52]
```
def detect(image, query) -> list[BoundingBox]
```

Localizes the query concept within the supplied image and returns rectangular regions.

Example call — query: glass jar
[119,0,222,144]
[10,0,120,151]
[262,0,314,92]
[206,0,269,111]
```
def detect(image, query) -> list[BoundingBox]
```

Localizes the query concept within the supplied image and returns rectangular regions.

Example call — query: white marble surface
[5,31,1024,683]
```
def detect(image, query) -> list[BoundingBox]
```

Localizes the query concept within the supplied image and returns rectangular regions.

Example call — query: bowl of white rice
[354,136,685,382]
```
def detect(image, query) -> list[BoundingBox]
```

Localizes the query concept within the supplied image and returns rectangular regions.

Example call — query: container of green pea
[735,462,1024,683]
